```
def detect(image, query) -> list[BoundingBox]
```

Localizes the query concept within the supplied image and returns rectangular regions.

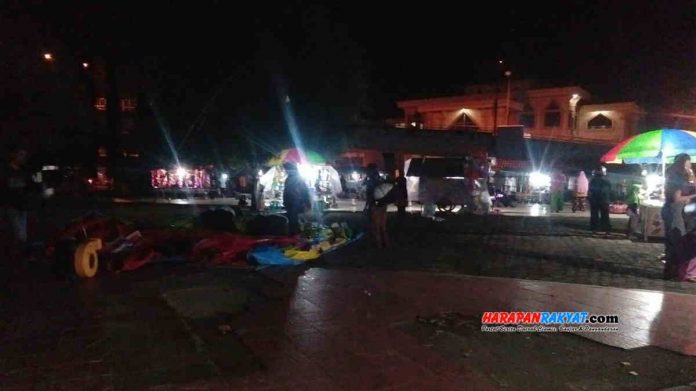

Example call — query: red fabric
[609,202,628,214]
[121,248,160,272]
[117,231,301,271]
[49,215,304,272]
[191,233,300,265]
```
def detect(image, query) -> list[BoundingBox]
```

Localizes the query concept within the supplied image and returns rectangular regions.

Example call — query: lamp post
[570,93,581,137]
[504,71,512,125]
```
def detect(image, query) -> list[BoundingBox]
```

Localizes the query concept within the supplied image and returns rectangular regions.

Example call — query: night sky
[1,0,695,159]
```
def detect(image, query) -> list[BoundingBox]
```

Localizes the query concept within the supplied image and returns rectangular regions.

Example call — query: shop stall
[601,129,696,240]
[259,148,342,211]
[150,166,224,198]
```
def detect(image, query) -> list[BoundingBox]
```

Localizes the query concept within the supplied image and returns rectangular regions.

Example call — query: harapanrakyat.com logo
[480,312,620,333]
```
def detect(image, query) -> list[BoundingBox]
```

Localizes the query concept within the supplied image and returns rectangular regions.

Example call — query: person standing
[1,146,33,255]
[550,170,566,213]
[662,154,696,279]
[363,164,380,214]
[364,164,392,248]
[588,166,612,232]
[573,170,588,212]
[282,162,311,235]
[626,183,642,238]
[394,174,408,221]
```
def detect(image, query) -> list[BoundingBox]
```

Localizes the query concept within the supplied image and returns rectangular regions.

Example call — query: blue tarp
[248,233,364,267]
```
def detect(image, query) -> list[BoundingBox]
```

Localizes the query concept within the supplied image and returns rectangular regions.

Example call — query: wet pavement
[2,202,694,390]
[5,266,696,390]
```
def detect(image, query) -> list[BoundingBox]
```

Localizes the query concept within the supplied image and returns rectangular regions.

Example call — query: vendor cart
[405,157,480,212]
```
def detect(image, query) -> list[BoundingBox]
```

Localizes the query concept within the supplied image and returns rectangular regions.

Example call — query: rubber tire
[74,239,102,278]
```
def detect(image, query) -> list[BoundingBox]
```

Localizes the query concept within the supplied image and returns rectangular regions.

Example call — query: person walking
[1,146,33,256]
[282,162,311,235]
[588,166,612,232]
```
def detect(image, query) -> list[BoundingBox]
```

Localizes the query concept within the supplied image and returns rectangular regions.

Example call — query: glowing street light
[43,53,53,61]
[529,172,551,189]
[82,62,89,69]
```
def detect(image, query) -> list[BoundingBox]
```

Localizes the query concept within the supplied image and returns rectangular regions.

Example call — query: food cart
[405,157,485,212]
[601,129,696,240]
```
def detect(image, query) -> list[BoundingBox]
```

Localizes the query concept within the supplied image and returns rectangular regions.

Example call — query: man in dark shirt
[1,146,32,250]
[588,166,612,232]
[282,162,311,235]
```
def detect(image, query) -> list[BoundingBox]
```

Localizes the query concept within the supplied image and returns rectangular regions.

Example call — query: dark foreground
[1,202,695,390]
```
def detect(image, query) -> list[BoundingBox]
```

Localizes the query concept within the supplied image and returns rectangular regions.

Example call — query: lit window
[588,114,612,129]
[544,101,561,127]
[121,98,137,112]
[97,146,108,158]
[454,113,478,130]
[95,98,107,111]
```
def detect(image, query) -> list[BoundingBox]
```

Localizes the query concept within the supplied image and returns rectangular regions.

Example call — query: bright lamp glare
[351,171,360,181]
[298,164,315,181]
[646,174,663,190]
[529,172,551,188]
[176,167,187,178]
[220,173,229,181]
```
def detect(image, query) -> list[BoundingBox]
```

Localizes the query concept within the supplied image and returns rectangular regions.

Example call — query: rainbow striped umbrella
[267,148,326,166]
[601,129,696,164]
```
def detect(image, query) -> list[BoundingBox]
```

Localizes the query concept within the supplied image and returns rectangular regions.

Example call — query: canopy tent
[601,129,696,165]
[267,148,326,166]
[601,129,696,201]
[260,149,341,209]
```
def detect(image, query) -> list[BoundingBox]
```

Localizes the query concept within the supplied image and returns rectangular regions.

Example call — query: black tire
[436,199,456,213]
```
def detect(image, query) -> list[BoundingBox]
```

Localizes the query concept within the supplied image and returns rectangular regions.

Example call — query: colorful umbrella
[601,129,696,164]
[267,148,326,166]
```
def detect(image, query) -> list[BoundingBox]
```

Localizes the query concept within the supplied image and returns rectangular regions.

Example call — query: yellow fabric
[284,248,321,261]
[283,238,348,261]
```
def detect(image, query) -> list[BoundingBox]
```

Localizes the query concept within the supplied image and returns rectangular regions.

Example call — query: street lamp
[43,53,53,61]
[504,71,512,125]
[570,93,582,136]
[82,62,89,69]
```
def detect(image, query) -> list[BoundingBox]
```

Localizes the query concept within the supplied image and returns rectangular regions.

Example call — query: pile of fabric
[49,213,359,273]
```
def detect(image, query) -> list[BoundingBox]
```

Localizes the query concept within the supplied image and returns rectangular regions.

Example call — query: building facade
[396,85,643,145]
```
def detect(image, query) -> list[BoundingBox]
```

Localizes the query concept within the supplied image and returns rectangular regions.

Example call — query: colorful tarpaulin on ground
[248,232,363,267]
[600,129,696,164]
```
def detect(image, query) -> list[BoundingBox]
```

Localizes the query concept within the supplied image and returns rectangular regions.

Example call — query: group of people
[549,167,613,233]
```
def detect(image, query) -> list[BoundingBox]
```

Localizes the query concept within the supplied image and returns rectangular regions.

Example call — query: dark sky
[19,0,694,105]
[2,0,695,156]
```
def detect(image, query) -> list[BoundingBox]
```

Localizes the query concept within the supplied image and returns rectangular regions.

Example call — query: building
[396,84,644,145]
[333,83,654,196]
